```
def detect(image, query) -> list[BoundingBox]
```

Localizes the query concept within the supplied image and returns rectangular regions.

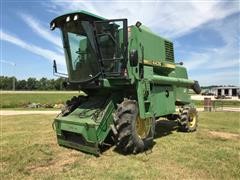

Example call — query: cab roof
[50,10,106,29]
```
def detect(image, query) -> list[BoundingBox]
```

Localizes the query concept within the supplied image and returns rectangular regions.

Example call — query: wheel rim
[135,115,151,139]
[189,111,197,128]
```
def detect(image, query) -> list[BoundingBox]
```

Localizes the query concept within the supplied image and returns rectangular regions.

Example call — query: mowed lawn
[1,92,80,108]
[1,112,240,179]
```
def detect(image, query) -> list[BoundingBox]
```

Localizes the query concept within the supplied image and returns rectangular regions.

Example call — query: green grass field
[1,92,80,108]
[1,92,239,109]
[193,100,240,108]
[1,112,239,179]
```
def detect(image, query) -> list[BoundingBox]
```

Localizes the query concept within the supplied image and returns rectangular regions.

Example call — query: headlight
[50,22,55,30]
[66,16,71,22]
[73,15,78,21]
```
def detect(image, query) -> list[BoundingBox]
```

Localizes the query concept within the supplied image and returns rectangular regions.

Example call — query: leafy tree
[54,78,64,90]
[0,76,67,90]
[27,78,37,90]
[17,80,27,90]
[38,77,48,90]
[0,76,16,90]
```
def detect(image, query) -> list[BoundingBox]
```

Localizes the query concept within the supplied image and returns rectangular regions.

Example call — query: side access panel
[151,85,176,116]
[96,100,115,144]
[137,79,153,119]
[169,65,191,104]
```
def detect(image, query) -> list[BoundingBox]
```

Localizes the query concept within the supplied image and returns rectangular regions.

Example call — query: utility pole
[12,76,15,91]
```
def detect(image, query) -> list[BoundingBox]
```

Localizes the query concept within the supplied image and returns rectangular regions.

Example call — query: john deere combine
[50,11,201,155]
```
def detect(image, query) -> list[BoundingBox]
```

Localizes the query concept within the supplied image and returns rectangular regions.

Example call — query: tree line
[0,76,66,90]
[2,76,236,91]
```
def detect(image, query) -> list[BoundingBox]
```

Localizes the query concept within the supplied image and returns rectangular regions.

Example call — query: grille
[164,41,174,62]
[61,130,95,147]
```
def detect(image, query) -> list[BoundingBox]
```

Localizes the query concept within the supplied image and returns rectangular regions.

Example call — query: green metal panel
[152,75,194,86]
[169,65,192,104]
[174,86,191,104]
[127,26,140,81]
[131,25,174,63]
[169,65,188,79]
[53,94,118,154]
[55,107,98,144]
[96,100,115,143]
[137,79,153,119]
[151,85,175,116]
[143,66,153,79]
[60,122,97,142]
[129,25,194,117]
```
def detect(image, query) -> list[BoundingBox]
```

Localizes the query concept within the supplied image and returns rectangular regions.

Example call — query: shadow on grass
[154,119,178,139]
[111,119,178,156]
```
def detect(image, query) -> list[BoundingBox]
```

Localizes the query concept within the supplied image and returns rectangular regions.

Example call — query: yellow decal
[142,60,175,69]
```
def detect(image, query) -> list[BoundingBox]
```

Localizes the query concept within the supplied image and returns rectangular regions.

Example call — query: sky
[0,0,239,86]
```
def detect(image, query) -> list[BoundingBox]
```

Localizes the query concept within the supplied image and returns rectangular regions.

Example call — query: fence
[203,98,240,112]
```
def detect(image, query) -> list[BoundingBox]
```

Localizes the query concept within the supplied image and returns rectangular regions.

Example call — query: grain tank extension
[51,11,201,155]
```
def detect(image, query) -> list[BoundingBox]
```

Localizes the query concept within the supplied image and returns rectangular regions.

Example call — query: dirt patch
[26,151,79,173]
[209,131,239,140]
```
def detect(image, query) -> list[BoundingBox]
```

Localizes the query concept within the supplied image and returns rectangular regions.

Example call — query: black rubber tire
[178,106,198,132]
[113,99,155,154]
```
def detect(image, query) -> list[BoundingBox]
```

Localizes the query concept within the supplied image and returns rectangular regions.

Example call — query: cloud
[0,60,16,66]
[184,47,239,71]
[183,52,209,70]
[179,13,239,86]
[0,29,65,66]
[191,70,239,86]
[207,59,240,70]
[19,13,62,48]
[46,1,239,38]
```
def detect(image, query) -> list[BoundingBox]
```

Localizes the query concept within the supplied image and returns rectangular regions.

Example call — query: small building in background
[211,86,240,97]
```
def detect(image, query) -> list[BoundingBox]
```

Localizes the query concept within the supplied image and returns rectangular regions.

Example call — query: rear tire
[178,106,198,132]
[113,99,155,154]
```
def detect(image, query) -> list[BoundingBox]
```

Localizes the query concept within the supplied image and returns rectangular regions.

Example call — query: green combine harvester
[50,11,201,155]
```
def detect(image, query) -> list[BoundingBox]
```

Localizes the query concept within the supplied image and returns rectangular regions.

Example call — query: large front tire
[113,99,155,154]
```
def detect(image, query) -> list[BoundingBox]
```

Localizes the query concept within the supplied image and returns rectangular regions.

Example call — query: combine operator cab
[51,12,128,85]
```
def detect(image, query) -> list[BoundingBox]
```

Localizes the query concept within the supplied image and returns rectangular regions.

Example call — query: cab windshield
[95,20,126,76]
[62,21,100,82]
[60,19,127,83]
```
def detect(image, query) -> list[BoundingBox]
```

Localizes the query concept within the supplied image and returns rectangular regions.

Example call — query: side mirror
[129,49,138,67]
[53,60,57,73]
[52,60,68,78]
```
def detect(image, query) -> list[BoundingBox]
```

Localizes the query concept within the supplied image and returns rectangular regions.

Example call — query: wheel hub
[135,115,151,139]
[189,112,197,128]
